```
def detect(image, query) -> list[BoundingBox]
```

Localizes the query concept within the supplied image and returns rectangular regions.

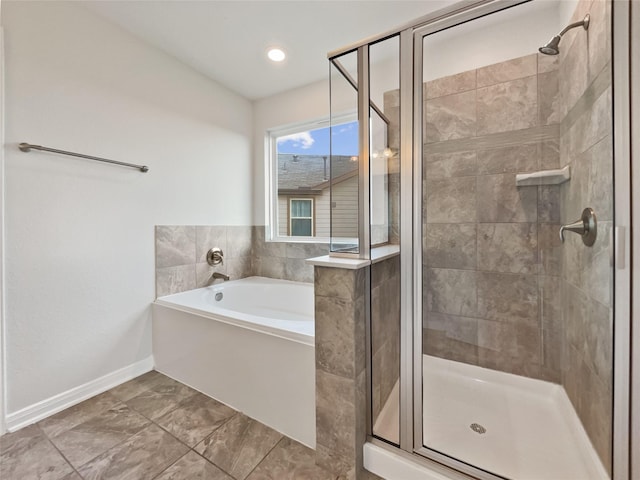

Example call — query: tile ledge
[306,255,370,270]
[306,245,399,269]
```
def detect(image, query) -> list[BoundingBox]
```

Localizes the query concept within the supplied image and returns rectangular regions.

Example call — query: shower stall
[327,0,633,479]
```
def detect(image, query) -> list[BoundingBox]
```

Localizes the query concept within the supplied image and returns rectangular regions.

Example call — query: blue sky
[277,120,358,156]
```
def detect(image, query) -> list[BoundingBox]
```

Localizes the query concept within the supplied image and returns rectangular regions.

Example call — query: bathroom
[0,1,639,479]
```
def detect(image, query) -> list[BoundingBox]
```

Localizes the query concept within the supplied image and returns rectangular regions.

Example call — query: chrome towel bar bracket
[19,143,149,173]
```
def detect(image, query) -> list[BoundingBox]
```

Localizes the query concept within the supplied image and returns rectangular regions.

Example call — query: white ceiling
[83,0,454,100]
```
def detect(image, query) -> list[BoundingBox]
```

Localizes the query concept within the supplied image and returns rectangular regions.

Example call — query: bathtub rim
[154,276,315,347]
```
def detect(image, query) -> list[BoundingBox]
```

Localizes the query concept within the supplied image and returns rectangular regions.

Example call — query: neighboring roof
[278,154,358,192]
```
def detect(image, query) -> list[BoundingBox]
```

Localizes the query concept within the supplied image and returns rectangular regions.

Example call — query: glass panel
[330,50,359,254]
[420,2,613,479]
[291,219,312,236]
[291,199,312,218]
[369,35,400,446]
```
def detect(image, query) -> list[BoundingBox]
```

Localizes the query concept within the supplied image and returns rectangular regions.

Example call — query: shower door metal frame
[409,1,633,480]
[409,2,531,479]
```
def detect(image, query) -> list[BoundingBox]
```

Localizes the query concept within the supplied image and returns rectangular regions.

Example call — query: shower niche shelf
[515,166,570,186]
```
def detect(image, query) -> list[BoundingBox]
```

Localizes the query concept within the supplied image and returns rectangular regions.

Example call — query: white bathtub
[152,276,315,447]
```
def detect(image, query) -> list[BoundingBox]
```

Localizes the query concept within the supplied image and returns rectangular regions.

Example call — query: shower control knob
[207,247,224,266]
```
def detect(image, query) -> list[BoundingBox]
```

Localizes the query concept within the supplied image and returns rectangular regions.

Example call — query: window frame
[288,198,315,237]
[266,113,356,243]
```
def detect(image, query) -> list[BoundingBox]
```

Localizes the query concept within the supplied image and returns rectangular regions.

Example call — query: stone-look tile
[285,242,328,259]
[155,392,236,447]
[477,76,538,135]
[588,0,611,83]
[125,378,198,420]
[537,52,559,74]
[156,451,233,480]
[476,272,538,325]
[253,257,286,280]
[477,223,537,274]
[253,236,286,259]
[578,221,613,308]
[424,268,476,317]
[59,472,83,480]
[423,327,478,365]
[247,437,335,480]
[285,258,314,283]
[424,176,476,223]
[0,424,74,480]
[538,185,561,223]
[227,226,253,259]
[48,402,150,468]
[476,174,537,223]
[383,89,399,110]
[540,275,563,382]
[39,392,121,438]
[424,89,476,143]
[476,143,538,175]
[315,266,365,302]
[425,312,478,345]
[568,284,613,386]
[195,262,227,287]
[540,138,560,170]
[78,424,188,480]
[156,226,196,268]
[477,319,541,363]
[423,223,476,270]
[196,226,227,264]
[195,413,282,480]
[109,370,170,402]
[477,54,536,87]
[156,265,196,297]
[226,256,253,280]
[561,86,612,164]
[538,70,561,125]
[538,224,562,276]
[386,106,400,149]
[559,24,589,116]
[587,135,614,222]
[424,69,476,99]
[371,337,399,425]
[315,369,355,473]
[315,444,352,479]
[315,296,358,378]
[424,150,476,178]
[580,361,613,474]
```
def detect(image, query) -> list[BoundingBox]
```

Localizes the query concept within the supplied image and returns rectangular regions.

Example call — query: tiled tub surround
[155,225,327,296]
[314,266,371,479]
[0,370,336,480]
[558,0,613,471]
[418,52,564,383]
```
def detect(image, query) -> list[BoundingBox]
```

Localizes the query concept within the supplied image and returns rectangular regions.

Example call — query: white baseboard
[5,356,154,432]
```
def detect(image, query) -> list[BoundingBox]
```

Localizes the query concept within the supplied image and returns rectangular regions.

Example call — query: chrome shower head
[539,35,562,55]
[538,14,590,56]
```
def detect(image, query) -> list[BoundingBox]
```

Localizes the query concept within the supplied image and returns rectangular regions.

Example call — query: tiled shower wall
[419,52,564,382]
[155,225,327,297]
[559,0,613,470]
[371,256,400,425]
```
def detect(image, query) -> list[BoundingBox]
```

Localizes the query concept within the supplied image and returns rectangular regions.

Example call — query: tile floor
[0,371,338,480]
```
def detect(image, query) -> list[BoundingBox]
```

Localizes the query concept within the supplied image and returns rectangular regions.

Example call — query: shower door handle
[560,208,597,246]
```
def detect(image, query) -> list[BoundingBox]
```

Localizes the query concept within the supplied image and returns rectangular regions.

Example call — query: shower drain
[470,423,486,434]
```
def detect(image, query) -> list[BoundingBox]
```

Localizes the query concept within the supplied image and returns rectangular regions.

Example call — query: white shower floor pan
[373,355,609,479]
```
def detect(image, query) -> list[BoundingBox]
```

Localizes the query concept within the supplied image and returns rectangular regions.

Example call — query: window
[289,199,314,236]
[267,116,358,242]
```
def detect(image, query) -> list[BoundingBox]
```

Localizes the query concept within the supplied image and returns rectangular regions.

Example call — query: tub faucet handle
[207,247,224,266]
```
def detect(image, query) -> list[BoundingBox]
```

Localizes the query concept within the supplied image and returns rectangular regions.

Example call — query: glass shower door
[417,1,614,479]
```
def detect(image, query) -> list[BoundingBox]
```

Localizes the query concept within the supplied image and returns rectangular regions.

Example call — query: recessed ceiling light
[267,48,286,62]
